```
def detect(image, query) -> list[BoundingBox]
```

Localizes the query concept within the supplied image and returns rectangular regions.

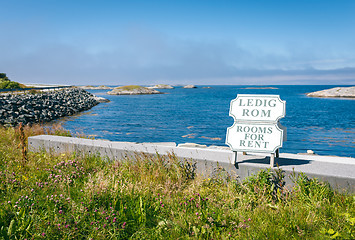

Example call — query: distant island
[183,85,197,88]
[107,85,162,95]
[306,86,355,98]
[240,87,278,89]
[148,84,174,89]
[79,85,113,90]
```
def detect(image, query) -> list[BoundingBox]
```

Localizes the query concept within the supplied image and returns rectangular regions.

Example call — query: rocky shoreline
[0,88,106,126]
[107,85,162,95]
[306,86,355,98]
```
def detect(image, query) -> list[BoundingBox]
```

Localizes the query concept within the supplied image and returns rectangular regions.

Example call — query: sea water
[61,85,355,157]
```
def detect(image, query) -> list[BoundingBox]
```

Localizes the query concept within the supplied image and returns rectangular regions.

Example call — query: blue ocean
[60,85,355,157]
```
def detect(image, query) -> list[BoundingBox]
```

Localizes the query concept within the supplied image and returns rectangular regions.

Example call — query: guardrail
[0,86,73,93]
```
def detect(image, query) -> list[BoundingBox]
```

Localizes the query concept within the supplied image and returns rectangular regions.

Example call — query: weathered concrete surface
[28,135,355,193]
[306,86,355,98]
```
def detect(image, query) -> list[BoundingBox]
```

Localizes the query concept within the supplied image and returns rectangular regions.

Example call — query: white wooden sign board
[226,122,283,153]
[229,94,286,122]
[226,94,286,167]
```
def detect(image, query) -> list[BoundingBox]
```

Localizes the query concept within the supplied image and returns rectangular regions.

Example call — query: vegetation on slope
[0,73,25,89]
[0,125,354,239]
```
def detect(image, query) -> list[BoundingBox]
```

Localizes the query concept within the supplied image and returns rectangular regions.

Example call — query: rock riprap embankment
[0,88,104,125]
[307,86,355,98]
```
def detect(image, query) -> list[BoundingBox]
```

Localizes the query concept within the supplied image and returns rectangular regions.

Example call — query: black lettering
[258,127,266,133]
[251,109,259,117]
[242,109,249,116]
[255,99,262,106]
[268,99,276,107]
[258,134,264,141]
[267,127,273,134]
[260,110,271,118]
[250,134,257,140]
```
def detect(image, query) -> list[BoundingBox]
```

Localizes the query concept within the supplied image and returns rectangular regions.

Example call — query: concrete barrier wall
[28,135,355,193]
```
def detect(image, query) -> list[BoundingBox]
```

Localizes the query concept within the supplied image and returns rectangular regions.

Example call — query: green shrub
[0,73,23,89]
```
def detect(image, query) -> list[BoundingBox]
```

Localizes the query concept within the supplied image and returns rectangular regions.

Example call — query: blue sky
[1,0,355,85]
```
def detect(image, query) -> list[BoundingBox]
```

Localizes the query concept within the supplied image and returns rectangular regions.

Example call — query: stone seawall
[0,88,101,125]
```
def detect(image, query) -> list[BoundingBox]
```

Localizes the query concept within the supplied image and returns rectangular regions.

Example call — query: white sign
[229,94,286,122]
[226,122,283,153]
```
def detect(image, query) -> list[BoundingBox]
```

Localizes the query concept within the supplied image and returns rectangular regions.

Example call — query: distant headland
[107,85,162,95]
[306,86,355,99]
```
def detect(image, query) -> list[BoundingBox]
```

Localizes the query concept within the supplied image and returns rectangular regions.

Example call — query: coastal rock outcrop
[306,86,355,98]
[183,85,197,89]
[107,85,162,95]
[0,88,105,126]
[149,84,174,89]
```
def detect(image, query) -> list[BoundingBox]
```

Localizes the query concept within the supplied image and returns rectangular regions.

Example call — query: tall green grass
[0,125,354,239]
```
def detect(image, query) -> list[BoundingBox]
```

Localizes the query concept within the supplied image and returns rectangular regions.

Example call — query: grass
[0,125,354,239]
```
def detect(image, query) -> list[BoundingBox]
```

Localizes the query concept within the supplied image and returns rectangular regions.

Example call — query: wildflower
[196,212,199,216]
[103,224,107,228]
[65,225,69,228]
[7,201,10,204]
[122,222,126,229]
[248,218,251,221]
[59,210,63,214]
[91,222,94,225]
[42,233,45,237]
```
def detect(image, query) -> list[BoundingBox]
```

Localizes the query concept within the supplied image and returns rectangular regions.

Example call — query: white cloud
[1,24,354,85]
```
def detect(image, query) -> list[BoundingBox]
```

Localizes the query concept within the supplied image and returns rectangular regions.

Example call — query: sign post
[226,94,286,167]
